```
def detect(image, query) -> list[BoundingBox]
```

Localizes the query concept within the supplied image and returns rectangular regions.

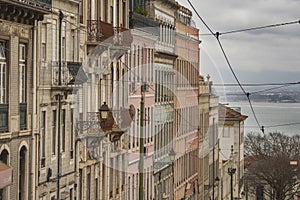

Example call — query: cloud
[179,0,300,82]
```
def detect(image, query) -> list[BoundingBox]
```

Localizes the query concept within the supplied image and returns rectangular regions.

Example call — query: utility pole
[57,10,64,200]
[139,83,148,200]
[228,167,236,200]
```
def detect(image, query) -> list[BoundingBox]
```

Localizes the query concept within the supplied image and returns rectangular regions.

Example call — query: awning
[0,162,12,189]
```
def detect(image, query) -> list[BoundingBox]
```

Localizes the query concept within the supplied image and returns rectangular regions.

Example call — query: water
[227,101,300,135]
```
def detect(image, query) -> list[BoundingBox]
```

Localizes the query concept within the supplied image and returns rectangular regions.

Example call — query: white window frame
[19,44,26,103]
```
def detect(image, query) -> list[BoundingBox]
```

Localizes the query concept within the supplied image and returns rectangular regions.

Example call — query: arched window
[0,149,9,200]
[19,146,27,200]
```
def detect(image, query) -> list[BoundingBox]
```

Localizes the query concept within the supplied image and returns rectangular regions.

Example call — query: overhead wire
[213,82,300,86]
[187,0,264,133]
[13,5,300,134]
[225,83,300,96]
[200,19,300,36]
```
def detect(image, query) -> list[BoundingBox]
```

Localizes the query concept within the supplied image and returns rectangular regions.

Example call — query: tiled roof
[219,104,248,121]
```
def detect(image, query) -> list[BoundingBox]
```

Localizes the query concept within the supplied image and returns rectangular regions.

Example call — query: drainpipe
[76,3,81,200]
[29,20,37,200]
[57,10,64,200]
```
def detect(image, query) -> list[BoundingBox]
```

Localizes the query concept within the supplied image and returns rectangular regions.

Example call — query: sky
[178,0,300,84]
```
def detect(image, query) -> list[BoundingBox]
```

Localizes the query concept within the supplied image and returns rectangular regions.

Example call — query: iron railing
[52,61,86,86]
[15,0,52,10]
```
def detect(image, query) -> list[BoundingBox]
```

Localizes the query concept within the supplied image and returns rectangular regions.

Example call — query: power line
[200,19,300,36]
[187,0,264,133]
[225,83,300,96]
[213,82,300,87]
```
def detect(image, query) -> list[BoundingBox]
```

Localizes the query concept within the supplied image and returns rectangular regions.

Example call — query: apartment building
[174,3,200,200]
[77,0,131,199]
[198,75,211,200]
[208,92,220,200]
[36,0,83,199]
[0,0,51,199]
[144,1,179,199]
[126,5,159,200]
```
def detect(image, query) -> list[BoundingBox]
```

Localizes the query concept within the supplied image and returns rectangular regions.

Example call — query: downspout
[76,3,81,200]
[30,20,37,200]
[57,10,64,200]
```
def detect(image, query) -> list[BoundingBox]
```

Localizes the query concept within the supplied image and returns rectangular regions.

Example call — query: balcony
[129,12,159,36]
[51,61,88,89]
[0,0,51,24]
[87,20,132,48]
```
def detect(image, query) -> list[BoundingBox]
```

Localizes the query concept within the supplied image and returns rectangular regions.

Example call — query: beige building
[77,0,130,199]
[198,75,211,200]
[35,0,83,199]
[208,91,220,200]
[0,0,51,199]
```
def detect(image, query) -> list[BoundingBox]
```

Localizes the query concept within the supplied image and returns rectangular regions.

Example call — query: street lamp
[228,167,236,200]
[99,101,109,119]
[169,148,176,162]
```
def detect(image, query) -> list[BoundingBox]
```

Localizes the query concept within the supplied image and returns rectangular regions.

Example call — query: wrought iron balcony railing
[52,61,87,86]
[22,0,51,9]
[10,0,52,10]
[87,20,132,47]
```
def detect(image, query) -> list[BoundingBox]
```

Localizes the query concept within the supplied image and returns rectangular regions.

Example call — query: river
[227,101,300,135]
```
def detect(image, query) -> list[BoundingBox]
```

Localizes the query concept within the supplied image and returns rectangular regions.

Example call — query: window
[52,20,57,61]
[62,22,66,61]
[19,146,27,200]
[109,158,113,197]
[41,25,46,61]
[222,126,230,138]
[69,188,73,200]
[52,110,57,155]
[86,173,91,200]
[122,2,126,27]
[19,44,27,130]
[127,177,130,199]
[95,178,98,200]
[70,108,74,159]
[62,109,66,152]
[0,41,8,132]
[71,34,75,62]
[41,111,46,167]
[132,175,134,200]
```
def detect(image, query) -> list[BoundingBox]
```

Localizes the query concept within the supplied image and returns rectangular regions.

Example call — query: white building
[218,104,247,200]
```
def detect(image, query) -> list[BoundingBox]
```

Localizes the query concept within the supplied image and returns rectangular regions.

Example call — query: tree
[244,132,300,200]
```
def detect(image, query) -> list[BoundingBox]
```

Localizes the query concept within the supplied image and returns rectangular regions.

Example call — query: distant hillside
[214,85,300,103]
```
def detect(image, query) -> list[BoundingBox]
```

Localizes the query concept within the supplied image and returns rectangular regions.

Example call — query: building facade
[218,105,247,200]
[174,3,200,200]
[36,0,83,199]
[126,5,159,200]
[0,0,51,199]
[148,1,178,199]
[208,91,220,200]
[78,0,130,199]
[198,75,211,200]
